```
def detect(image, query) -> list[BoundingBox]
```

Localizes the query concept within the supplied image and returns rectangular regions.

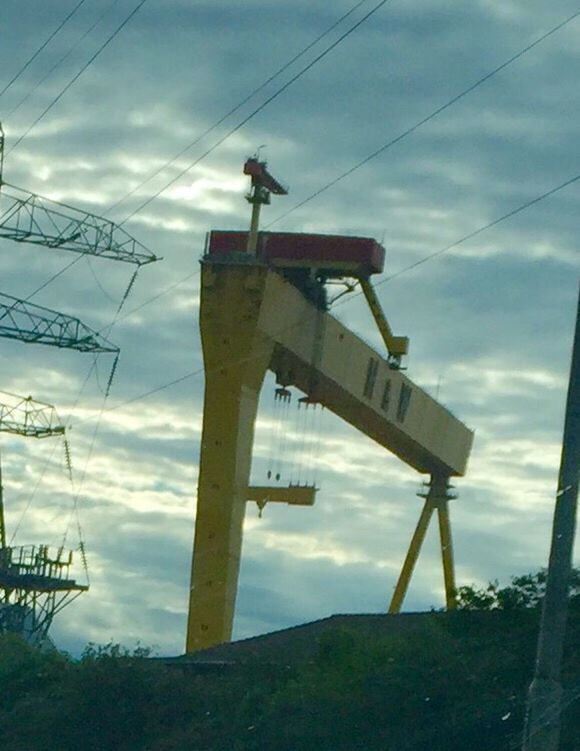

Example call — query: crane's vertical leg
[186,263,272,653]
[388,496,435,614]
[437,494,457,610]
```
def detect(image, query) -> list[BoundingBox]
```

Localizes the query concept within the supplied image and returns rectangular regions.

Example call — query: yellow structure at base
[187,260,473,653]
[388,475,457,614]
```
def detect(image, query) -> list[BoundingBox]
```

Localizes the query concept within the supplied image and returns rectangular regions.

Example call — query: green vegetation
[0,570,578,751]
[455,568,580,611]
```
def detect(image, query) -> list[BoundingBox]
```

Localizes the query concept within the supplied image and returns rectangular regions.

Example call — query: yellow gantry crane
[186,158,473,652]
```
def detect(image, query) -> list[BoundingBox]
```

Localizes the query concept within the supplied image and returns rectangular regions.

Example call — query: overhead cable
[119,0,392,224]
[0,0,89,100]
[6,0,124,120]
[7,0,149,156]
[107,268,200,328]
[84,8,579,347]
[107,0,375,214]
[340,171,580,302]
[101,168,580,414]
[267,8,580,228]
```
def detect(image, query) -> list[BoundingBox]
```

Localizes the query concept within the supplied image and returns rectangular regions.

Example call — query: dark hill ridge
[165,609,547,667]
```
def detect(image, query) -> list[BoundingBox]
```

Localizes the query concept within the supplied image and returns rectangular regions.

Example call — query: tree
[455,568,580,611]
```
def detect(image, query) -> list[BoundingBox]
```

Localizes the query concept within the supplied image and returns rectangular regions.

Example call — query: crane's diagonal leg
[437,496,457,610]
[388,496,435,614]
[389,474,455,614]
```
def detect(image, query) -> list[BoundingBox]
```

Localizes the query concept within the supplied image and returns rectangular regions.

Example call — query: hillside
[0,607,578,751]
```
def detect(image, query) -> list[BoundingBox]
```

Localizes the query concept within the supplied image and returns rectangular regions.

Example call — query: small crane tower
[0,392,86,646]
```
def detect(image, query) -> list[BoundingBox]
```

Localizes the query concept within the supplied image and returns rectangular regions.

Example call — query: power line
[98,168,580,416]
[25,256,84,301]
[0,255,84,326]
[365,170,580,294]
[266,8,580,229]
[6,0,149,156]
[9,355,98,545]
[107,268,200,328]
[103,166,580,359]
[119,0,392,225]
[6,0,124,121]
[107,0,375,214]
[60,7,577,369]
[0,0,89,100]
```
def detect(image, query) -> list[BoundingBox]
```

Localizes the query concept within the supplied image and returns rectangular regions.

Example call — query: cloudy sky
[0,0,578,656]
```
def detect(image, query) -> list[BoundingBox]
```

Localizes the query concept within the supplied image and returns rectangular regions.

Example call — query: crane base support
[388,474,457,614]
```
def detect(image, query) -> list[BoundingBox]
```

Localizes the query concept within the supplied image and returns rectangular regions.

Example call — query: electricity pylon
[0,292,117,352]
[0,392,86,646]
[0,118,158,646]
[0,391,65,439]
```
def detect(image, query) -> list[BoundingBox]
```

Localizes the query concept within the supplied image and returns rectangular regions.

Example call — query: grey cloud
[0,0,577,655]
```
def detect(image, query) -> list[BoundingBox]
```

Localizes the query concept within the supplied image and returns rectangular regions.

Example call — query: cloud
[0,0,578,655]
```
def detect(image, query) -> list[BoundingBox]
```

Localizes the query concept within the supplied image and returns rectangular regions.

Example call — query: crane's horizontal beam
[0,392,65,438]
[0,183,158,265]
[0,293,118,353]
[204,261,473,477]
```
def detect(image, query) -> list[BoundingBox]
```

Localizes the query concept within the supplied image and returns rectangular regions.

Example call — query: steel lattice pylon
[0,392,65,438]
[0,545,87,647]
[0,292,118,353]
[0,392,86,646]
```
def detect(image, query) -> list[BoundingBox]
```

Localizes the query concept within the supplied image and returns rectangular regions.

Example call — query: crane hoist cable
[266,384,293,482]
[275,386,293,483]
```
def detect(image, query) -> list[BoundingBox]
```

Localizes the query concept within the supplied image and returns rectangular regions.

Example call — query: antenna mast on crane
[244,156,288,253]
[0,392,86,647]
